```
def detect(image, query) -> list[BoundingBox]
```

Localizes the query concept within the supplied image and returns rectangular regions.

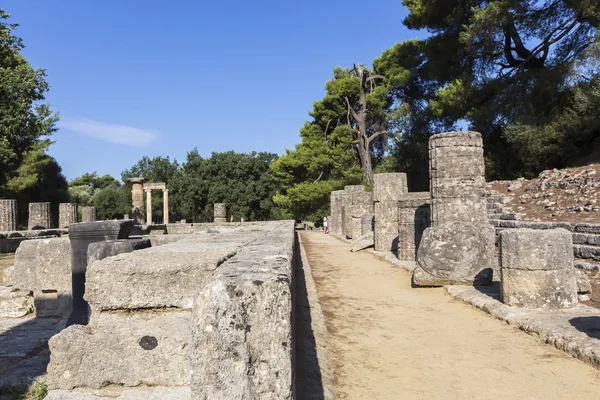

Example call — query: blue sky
[4,0,423,180]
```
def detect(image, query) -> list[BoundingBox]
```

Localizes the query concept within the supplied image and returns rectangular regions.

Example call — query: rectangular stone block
[330,190,345,237]
[500,268,578,308]
[373,173,408,202]
[361,213,374,236]
[374,201,398,252]
[398,198,430,261]
[87,238,152,264]
[500,229,573,271]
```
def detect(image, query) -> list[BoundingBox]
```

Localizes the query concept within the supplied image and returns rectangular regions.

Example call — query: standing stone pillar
[59,203,78,228]
[397,194,430,261]
[330,190,345,237]
[214,203,227,224]
[146,190,152,225]
[28,202,52,230]
[67,220,134,326]
[343,185,366,239]
[82,207,97,222]
[373,173,408,252]
[360,213,374,236]
[413,132,495,286]
[127,177,146,225]
[346,190,373,240]
[163,189,169,225]
[0,199,18,231]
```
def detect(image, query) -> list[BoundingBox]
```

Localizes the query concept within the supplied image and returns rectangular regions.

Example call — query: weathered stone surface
[87,238,152,264]
[360,213,374,235]
[127,177,146,225]
[373,173,407,202]
[28,202,52,230]
[413,222,495,286]
[191,221,294,400]
[499,228,573,271]
[344,185,365,193]
[345,191,373,239]
[81,206,97,222]
[4,238,72,317]
[330,190,345,237]
[573,244,600,261]
[45,388,191,400]
[574,223,600,234]
[351,232,374,252]
[85,232,264,311]
[429,131,487,226]
[0,286,33,318]
[398,197,430,261]
[58,203,78,228]
[214,203,227,219]
[576,270,592,294]
[47,311,191,389]
[499,228,577,308]
[501,268,578,308]
[374,201,398,252]
[0,199,17,231]
[572,233,600,246]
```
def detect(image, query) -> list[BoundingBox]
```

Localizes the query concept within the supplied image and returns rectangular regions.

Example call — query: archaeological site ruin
[1,131,600,399]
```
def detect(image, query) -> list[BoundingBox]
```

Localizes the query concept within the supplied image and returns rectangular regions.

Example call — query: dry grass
[0,381,47,400]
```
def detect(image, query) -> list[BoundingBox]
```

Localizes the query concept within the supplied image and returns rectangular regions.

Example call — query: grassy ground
[0,253,15,285]
[0,381,47,400]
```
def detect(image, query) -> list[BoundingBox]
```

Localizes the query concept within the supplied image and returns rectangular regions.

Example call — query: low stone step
[45,387,191,400]
[573,245,600,261]
[572,233,600,246]
[575,260,600,272]
[488,213,520,221]
[573,224,600,234]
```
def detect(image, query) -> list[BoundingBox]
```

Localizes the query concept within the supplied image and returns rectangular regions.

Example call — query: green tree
[0,10,58,188]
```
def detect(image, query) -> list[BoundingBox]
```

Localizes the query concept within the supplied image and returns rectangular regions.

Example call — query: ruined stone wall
[373,173,408,251]
[346,190,373,240]
[81,206,97,222]
[0,200,17,231]
[59,203,78,228]
[214,203,227,223]
[28,202,52,230]
[343,185,366,239]
[398,194,430,261]
[330,190,345,237]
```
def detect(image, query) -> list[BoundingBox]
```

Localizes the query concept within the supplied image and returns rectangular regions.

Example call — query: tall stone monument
[82,206,97,222]
[59,203,78,228]
[329,190,345,237]
[214,203,227,224]
[413,131,495,286]
[127,177,146,225]
[28,202,52,230]
[0,199,17,231]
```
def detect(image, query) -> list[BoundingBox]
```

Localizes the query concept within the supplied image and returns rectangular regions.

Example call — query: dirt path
[300,231,600,400]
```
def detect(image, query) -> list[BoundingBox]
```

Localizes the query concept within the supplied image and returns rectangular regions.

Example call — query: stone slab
[500,228,573,271]
[0,286,33,318]
[87,238,152,264]
[374,201,398,252]
[373,173,407,202]
[45,388,191,400]
[351,232,374,252]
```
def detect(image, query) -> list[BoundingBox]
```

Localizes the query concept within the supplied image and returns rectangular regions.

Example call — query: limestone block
[214,203,227,219]
[330,190,345,237]
[345,191,373,239]
[360,213,374,235]
[87,238,152,264]
[500,269,578,308]
[0,286,33,318]
[373,173,408,202]
[4,238,72,317]
[374,201,398,252]
[82,206,97,222]
[58,203,78,228]
[344,185,365,193]
[499,228,573,271]
[576,270,592,294]
[45,388,191,400]
[499,228,577,308]
[0,199,17,231]
[28,202,52,230]
[413,222,495,286]
[47,311,191,389]
[349,217,362,240]
[351,232,374,252]
[190,222,294,400]
[398,197,430,261]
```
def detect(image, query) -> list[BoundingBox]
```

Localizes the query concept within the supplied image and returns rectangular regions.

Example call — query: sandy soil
[300,231,600,400]
[0,253,14,285]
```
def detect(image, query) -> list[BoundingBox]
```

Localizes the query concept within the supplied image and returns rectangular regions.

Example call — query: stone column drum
[28,202,52,230]
[67,220,134,326]
[500,228,578,308]
[330,190,345,237]
[163,189,169,225]
[82,206,97,222]
[127,177,146,225]
[343,185,366,239]
[59,203,78,228]
[397,194,430,261]
[214,203,227,223]
[373,173,408,252]
[0,199,18,231]
[413,132,495,286]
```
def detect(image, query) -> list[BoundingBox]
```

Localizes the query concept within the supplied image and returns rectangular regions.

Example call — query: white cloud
[60,117,158,147]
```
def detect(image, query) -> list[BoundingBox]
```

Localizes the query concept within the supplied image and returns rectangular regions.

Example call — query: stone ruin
[214,203,227,223]
[0,199,18,231]
[28,202,52,230]
[58,203,78,229]
[81,206,97,222]
[373,173,407,252]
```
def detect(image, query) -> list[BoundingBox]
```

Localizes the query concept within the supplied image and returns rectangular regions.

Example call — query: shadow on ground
[569,316,600,340]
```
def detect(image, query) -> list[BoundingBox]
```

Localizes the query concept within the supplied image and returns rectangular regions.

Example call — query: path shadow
[473,281,502,301]
[569,316,600,340]
[294,233,326,400]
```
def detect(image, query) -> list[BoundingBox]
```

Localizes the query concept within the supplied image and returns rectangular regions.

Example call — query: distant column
[163,189,169,225]
[146,190,153,225]
[59,203,78,228]
[0,199,18,231]
[127,177,146,225]
[28,202,52,230]
[82,206,97,222]
[214,203,227,224]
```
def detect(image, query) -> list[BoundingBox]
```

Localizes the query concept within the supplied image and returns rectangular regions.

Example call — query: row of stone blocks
[0,199,97,231]
[4,220,296,398]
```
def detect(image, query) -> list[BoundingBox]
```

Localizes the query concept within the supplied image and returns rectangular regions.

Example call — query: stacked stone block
[413,132,494,286]
[397,194,430,261]
[345,188,373,240]
[59,203,78,228]
[82,206,97,222]
[361,213,374,236]
[500,228,577,308]
[0,199,17,231]
[343,185,366,239]
[214,203,227,223]
[330,190,345,237]
[28,202,52,230]
[373,173,408,252]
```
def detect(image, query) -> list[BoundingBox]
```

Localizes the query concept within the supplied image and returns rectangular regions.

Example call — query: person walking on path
[323,216,329,234]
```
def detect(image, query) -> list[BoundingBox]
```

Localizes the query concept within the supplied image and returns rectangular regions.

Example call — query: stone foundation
[330,190,345,237]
